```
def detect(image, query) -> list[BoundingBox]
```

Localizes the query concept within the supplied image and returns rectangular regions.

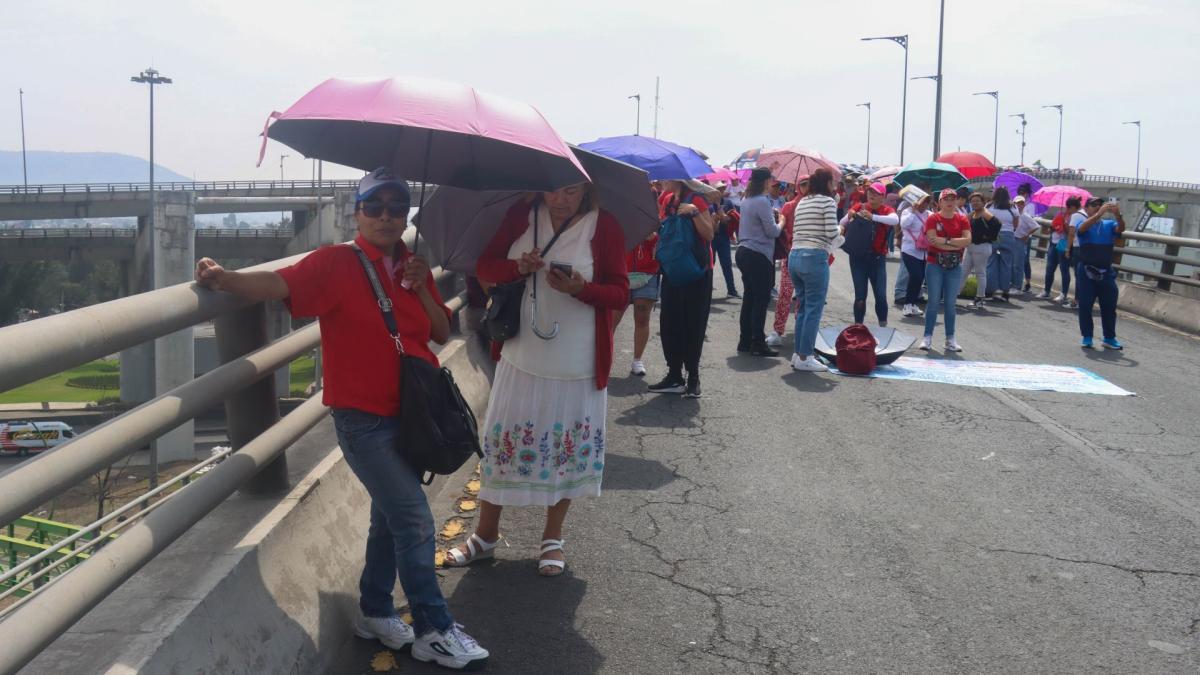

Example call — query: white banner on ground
[830,356,1134,396]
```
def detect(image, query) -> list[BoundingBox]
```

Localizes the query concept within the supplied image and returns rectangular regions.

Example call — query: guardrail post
[1159,243,1180,291]
[214,303,288,494]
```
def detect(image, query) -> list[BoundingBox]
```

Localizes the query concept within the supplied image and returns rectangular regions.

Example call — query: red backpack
[835,324,878,375]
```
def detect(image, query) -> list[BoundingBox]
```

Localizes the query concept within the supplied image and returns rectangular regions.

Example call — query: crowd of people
[190,159,1128,671]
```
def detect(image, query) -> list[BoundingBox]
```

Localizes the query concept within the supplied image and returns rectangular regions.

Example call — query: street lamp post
[857,103,872,167]
[861,34,909,164]
[279,154,289,227]
[1043,104,1063,171]
[912,75,940,158]
[933,0,946,159]
[628,94,641,136]
[18,89,28,189]
[1123,120,1141,185]
[973,91,999,165]
[1009,113,1027,166]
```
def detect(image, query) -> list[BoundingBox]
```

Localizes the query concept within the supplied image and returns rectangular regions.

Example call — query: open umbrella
[702,168,742,184]
[1031,185,1093,209]
[578,135,712,181]
[936,151,997,180]
[867,165,904,185]
[994,170,1048,214]
[893,161,969,192]
[415,147,659,274]
[731,147,762,168]
[755,146,842,184]
[258,76,588,192]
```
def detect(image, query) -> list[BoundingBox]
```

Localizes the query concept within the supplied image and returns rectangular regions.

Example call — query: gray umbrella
[415,146,660,274]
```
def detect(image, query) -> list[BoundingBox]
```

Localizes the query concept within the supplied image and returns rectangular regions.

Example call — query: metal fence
[0,232,467,673]
[0,180,361,196]
[1032,220,1200,292]
[969,172,1200,192]
[0,227,136,239]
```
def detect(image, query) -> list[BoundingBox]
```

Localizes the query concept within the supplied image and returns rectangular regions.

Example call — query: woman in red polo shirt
[194,168,488,670]
[448,182,628,577]
[921,188,973,353]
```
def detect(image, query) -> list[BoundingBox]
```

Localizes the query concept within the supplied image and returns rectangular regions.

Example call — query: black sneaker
[647,375,686,394]
[736,340,751,353]
[682,376,701,399]
[749,343,779,357]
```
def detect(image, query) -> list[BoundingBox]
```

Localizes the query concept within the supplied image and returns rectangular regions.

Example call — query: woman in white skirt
[450,183,628,576]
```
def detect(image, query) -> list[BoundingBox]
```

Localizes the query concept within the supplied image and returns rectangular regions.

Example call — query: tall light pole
[1009,113,1027,166]
[18,89,28,189]
[1043,104,1063,171]
[857,102,872,167]
[912,74,940,158]
[1123,120,1141,185]
[653,76,661,138]
[973,91,999,165]
[279,154,289,227]
[861,34,909,164]
[933,0,946,159]
[628,94,641,136]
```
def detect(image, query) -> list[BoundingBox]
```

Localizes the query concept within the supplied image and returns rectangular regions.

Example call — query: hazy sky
[5,0,1198,183]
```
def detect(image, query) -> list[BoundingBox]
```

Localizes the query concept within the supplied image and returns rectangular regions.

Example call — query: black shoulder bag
[352,245,482,485]
[484,204,574,342]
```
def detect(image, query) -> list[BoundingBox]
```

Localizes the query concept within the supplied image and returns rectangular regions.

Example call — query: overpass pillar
[334,190,359,242]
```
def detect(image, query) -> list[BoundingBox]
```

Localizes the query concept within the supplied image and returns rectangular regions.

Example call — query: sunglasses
[359,200,410,218]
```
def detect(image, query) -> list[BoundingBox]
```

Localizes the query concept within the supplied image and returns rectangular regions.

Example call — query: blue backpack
[656,193,707,285]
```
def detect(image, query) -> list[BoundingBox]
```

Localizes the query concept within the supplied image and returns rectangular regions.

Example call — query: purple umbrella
[994,170,1047,214]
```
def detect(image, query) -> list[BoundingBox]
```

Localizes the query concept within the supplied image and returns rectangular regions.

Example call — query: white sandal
[445,533,497,567]
[538,539,566,577]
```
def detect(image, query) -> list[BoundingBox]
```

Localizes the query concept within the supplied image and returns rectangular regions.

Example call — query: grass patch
[0,359,120,404]
[288,354,316,397]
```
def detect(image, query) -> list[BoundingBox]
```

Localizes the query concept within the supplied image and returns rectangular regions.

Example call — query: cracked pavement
[332,259,1199,673]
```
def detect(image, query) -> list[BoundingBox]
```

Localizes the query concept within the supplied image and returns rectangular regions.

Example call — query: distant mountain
[0,150,192,185]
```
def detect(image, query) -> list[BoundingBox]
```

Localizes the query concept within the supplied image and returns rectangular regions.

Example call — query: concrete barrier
[24,333,495,675]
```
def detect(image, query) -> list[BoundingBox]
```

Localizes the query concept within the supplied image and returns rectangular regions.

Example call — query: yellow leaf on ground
[439,518,466,540]
[370,651,398,671]
[434,549,447,567]
[457,499,478,512]
[400,612,413,625]
[464,479,480,495]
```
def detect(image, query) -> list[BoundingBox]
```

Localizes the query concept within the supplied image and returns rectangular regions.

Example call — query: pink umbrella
[867,165,904,185]
[258,76,588,192]
[1031,184,1093,209]
[755,146,842,184]
[702,168,741,184]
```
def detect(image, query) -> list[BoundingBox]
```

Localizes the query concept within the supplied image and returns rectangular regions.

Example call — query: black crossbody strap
[350,243,405,355]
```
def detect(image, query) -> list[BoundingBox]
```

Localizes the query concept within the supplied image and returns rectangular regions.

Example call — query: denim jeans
[1044,243,1072,296]
[1075,263,1118,340]
[712,230,737,295]
[985,231,1015,295]
[735,246,774,346]
[332,408,453,636]
[901,252,926,305]
[788,248,830,357]
[924,262,963,338]
[1012,237,1031,289]
[848,254,888,324]
[894,258,909,302]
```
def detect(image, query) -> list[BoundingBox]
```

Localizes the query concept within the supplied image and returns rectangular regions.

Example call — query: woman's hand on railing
[195,258,227,291]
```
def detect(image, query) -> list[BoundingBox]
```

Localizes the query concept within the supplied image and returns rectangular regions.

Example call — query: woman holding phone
[454,182,628,577]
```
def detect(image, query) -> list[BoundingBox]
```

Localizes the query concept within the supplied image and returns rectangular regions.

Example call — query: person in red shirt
[839,182,898,325]
[921,188,973,352]
[194,167,488,668]
[615,231,660,376]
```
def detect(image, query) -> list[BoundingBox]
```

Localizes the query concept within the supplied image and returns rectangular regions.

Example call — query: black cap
[1086,197,1106,207]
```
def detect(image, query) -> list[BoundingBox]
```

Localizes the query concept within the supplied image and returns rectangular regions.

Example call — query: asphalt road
[332,256,1200,674]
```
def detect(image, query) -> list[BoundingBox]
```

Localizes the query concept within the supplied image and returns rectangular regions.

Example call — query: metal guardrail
[0,227,297,240]
[969,171,1200,192]
[0,231,468,673]
[1032,219,1200,292]
[0,180,361,196]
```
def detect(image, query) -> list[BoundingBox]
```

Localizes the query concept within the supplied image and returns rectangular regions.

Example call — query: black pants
[660,270,713,378]
[735,247,774,346]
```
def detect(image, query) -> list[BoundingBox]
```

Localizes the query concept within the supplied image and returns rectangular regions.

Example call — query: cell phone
[550,262,573,276]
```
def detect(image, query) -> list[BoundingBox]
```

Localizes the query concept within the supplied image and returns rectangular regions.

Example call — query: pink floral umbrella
[755,146,842,184]
[701,168,749,184]
[1031,184,1093,209]
[867,165,904,185]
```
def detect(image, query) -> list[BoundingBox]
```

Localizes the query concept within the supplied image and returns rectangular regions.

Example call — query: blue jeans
[1044,244,1072,296]
[902,253,926,305]
[1012,237,1031,289]
[712,230,737,295]
[332,408,453,636]
[789,248,830,357]
[985,231,1015,295]
[924,262,963,338]
[1075,264,1118,340]
[848,254,888,324]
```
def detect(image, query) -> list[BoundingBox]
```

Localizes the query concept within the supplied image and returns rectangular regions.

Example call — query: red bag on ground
[835,324,878,375]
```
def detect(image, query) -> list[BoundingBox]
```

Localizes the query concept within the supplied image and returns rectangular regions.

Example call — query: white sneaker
[1037,291,1052,300]
[1053,293,1065,303]
[765,332,782,347]
[919,336,932,351]
[354,613,415,650]
[945,337,963,352]
[630,359,646,377]
[791,354,828,372]
[413,624,489,670]
[902,304,914,317]
[913,305,924,316]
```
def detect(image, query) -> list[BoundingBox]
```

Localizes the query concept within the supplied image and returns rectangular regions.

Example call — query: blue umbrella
[893,161,969,192]
[578,135,712,181]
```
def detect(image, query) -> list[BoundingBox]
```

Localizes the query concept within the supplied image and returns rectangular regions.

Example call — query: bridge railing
[0,232,468,673]
[968,171,1200,192]
[1032,220,1200,292]
[0,179,434,197]
[0,227,137,239]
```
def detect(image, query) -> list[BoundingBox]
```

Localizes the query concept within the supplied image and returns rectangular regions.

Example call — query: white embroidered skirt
[478,359,607,507]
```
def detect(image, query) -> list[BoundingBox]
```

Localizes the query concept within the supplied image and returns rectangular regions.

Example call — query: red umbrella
[936,151,997,180]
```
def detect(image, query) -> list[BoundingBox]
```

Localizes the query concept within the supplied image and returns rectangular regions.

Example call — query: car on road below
[0,420,77,457]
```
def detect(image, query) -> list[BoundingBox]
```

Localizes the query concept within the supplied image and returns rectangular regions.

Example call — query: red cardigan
[476,201,629,390]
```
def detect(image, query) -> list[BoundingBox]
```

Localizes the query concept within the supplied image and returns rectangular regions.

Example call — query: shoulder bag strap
[350,243,405,356]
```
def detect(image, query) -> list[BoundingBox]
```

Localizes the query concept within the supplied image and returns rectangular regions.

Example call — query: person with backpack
[1074,198,1127,349]
[898,194,932,317]
[734,167,783,357]
[1038,196,1080,306]
[194,168,489,670]
[961,192,1001,310]
[648,179,717,398]
[839,182,898,326]
[921,188,972,352]
[788,168,840,372]
[984,186,1020,301]
[458,181,629,578]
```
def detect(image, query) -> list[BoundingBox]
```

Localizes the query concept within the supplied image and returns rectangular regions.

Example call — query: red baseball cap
[938,188,958,200]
